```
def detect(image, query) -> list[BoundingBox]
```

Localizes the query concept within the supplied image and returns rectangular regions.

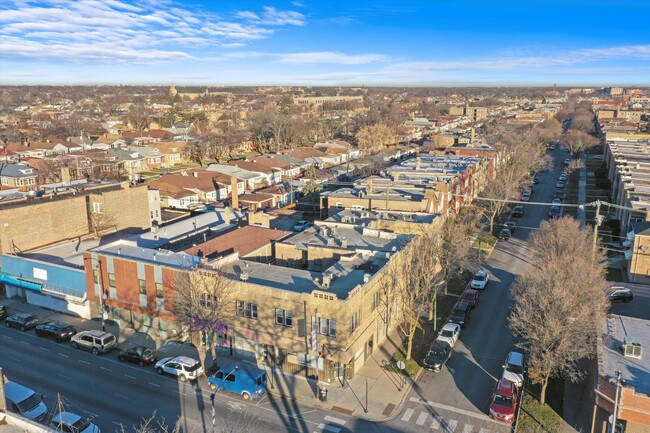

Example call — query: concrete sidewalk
[1,296,416,422]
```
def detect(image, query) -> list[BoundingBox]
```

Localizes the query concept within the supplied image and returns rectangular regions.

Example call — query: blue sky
[1,0,648,86]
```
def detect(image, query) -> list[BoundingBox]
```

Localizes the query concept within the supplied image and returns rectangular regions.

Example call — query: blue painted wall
[1,254,86,294]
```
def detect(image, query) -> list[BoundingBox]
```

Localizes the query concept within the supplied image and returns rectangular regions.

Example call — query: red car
[461,289,480,309]
[489,378,518,423]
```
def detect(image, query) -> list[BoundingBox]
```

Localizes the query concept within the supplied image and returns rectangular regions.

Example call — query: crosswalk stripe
[416,412,428,425]
[430,415,441,430]
[317,423,341,433]
[447,419,458,432]
[323,416,346,426]
[401,408,415,422]
[462,424,474,433]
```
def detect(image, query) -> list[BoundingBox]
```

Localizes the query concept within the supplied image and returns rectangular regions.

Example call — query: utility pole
[610,370,622,433]
[593,200,603,258]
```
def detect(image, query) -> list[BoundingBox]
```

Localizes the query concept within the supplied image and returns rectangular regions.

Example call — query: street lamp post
[209,366,239,433]
[88,257,108,331]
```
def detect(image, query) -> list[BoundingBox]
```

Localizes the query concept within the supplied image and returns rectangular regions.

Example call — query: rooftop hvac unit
[239,272,249,281]
[624,342,642,359]
[363,273,371,283]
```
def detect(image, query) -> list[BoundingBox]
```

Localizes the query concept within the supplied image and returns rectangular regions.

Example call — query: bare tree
[118,409,259,433]
[173,269,237,370]
[425,215,476,323]
[562,130,599,158]
[389,241,424,360]
[89,209,117,238]
[355,123,396,155]
[182,141,208,167]
[127,104,153,131]
[508,217,609,404]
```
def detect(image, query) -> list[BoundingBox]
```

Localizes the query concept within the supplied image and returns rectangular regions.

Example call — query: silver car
[502,351,526,387]
[71,330,117,355]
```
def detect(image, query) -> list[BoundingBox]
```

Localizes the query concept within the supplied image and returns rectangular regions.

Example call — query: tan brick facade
[0,196,88,254]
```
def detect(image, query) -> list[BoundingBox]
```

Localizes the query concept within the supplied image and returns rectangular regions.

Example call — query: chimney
[368,177,373,194]
[60,167,71,184]
[230,176,239,209]
[224,206,231,225]
[193,171,198,177]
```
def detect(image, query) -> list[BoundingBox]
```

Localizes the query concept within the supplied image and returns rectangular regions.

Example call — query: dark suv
[35,321,77,342]
[449,302,471,328]
[511,206,524,218]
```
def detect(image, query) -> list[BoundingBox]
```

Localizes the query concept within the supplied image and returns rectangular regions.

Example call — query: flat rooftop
[599,314,650,395]
[94,240,201,269]
[220,252,390,300]
[19,207,241,269]
[326,208,438,225]
[282,223,413,253]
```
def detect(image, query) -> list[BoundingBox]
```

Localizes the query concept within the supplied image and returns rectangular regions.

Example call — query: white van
[4,381,48,422]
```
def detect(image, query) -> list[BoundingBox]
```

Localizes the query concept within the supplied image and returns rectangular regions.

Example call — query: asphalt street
[0,325,368,433]
[375,147,569,433]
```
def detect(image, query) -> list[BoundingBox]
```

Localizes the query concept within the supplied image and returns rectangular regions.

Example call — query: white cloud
[0,0,307,64]
[276,51,388,65]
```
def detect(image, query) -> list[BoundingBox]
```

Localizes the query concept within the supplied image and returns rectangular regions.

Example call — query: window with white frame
[275,309,293,327]
[371,291,380,311]
[312,316,336,338]
[199,293,214,308]
[350,310,360,333]
[93,202,104,213]
[236,300,258,320]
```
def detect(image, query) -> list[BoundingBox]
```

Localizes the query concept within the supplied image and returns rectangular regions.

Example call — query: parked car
[502,351,526,387]
[556,181,565,189]
[423,341,452,372]
[521,190,531,201]
[503,221,516,233]
[511,205,524,218]
[559,173,568,181]
[51,412,100,433]
[449,302,471,328]
[71,330,117,355]
[35,321,77,342]
[489,378,518,423]
[117,345,157,366]
[436,323,461,348]
[293,220,310,231]
[564,158,571,165]
[5,313,39,331]
[0,304,7,321]
[554,188,564,198]
[549,142,558,150]
[4,381,47,423]
[155,356,204,382]
[532,175,540,184]
[497,228,511,240]
[548,206,561,219]
[608,287,633,303]
[208,362,267,400]
[552,198,562,205]
[461,289,480,309]
[470,270,489,290]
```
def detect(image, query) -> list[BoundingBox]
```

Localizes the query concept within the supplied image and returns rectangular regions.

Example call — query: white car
[155,356,204,382]
[559,173,568,181]
[470,270,489,290]
[51,412,100,433]
[556,181,565,188]
[552,198,562,205]
[436,323,461,348]
[502,351,526,388]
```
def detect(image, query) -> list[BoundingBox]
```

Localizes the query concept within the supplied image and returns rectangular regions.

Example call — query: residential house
[148,141,188,167]
[207,164,267,190]
[0,163,40,191]
[247,155,300,179]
